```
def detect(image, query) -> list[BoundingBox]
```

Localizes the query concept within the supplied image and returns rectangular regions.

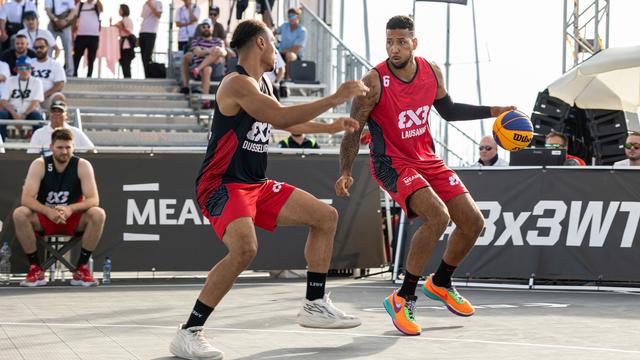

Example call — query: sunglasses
[33,45,46,50]
[17,66,31,71]
[624,142,640,150]
[201,24,210,29]
[545,143,564,149]
[478,146,493,151]
[288,14,298,19]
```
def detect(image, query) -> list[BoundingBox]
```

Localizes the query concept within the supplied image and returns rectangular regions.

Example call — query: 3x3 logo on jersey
[246,121,272,143]
[397,106,430,129]
[45,191,70,206]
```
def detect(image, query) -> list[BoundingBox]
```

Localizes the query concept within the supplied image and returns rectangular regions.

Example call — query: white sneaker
[296,293,362,329]
[169,325,224,360]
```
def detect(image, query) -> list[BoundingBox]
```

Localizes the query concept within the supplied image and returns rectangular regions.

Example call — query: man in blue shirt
[276,7,306,80]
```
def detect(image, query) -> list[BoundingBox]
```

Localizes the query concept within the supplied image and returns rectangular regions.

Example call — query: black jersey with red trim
[196,65,274,203]
[36,155,83,207]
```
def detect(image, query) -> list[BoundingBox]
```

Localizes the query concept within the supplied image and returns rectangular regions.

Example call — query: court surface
[1,278,639,360]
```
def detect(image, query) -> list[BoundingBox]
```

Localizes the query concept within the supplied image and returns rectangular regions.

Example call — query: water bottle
[102,257,112,285]
[0,242,11,285]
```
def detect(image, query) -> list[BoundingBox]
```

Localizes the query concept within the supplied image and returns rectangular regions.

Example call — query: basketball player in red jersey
[336,15,515,336]
[169,20,369,359]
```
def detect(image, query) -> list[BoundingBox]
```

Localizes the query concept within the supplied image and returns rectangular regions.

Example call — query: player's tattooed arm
[336,70,380,197]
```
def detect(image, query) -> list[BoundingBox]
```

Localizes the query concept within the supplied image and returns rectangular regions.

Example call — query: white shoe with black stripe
[296,293,362,329]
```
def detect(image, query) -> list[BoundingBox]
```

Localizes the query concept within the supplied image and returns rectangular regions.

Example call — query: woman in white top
[114,4,135,78]
[73,0,102,77]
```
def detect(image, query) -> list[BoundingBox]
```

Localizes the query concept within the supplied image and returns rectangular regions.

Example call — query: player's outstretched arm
[221,74,368,129]
[430,62,515,121]
[281,117,360,134]
[336,70,380,197]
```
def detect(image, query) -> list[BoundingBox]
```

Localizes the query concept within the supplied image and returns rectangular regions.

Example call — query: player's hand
[334,80,369,104]
[331,117,360,133]
[335,174,354,197]
[55,205,72,220]
[46,207,66,224]
[490,106,517,117]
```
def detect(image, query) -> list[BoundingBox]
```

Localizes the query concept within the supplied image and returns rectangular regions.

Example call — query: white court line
[0,282,637,295]
[0,321,639,355]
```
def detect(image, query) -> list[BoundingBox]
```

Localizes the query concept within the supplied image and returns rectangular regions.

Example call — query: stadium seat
[290,60,320,84]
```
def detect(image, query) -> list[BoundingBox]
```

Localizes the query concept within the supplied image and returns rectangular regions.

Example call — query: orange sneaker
[422,274,474,317]
[383,289,421,336]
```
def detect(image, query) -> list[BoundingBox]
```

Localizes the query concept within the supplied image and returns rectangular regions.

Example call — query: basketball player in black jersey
[169,20,369,360]
[13,128,105,287]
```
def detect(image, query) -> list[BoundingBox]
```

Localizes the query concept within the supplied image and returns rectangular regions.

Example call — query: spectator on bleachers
[545,130,587,166]
[0,0,37,50]
[0,34,35,75]
[175,0,200,52]
[208,5,226,42]
[265,51,285,99]
[17,11,60,58]
[28,100,94,154]
[114,4,135,79]
[0,55,44,141]
[45,0,77,76]
[256,0,275,29]
[276,7,306,80]
[614,132,640,167]
[30,37,66,110]
[278,133,319,149]
[181,19,226,107]
[476,135,508,166]
[0,59,10,96]
[73,0,102,78]
[139,0,162,78]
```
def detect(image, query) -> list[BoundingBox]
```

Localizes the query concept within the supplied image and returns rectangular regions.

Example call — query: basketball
[492,110,533,152]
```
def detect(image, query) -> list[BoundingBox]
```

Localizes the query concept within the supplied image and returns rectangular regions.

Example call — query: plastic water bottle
[102,257,112,285]
[0,242,11,285]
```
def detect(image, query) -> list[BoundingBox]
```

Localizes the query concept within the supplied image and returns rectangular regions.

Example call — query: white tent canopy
[547,45,640,113]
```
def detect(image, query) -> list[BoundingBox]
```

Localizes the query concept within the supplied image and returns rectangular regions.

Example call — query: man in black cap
[17,11,60,57]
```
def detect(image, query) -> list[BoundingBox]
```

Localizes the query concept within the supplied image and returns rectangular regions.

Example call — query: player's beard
[53,153,70,165]
[390,55,412,69]
[36,51,47,60]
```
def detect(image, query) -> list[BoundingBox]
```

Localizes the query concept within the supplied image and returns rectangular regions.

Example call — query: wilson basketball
[492,110,533,152]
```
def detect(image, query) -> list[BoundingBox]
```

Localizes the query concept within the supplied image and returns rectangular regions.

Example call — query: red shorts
[37,211,83,236]
[371,158,467,218]
[199,180,296,240]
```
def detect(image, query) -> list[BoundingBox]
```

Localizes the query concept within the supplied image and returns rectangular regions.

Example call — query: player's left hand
[490,106,517,117]
[331,117,360,133]
[55,205,72,220]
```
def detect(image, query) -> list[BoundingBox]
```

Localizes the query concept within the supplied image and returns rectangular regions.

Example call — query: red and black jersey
[367,57,441,191]
[196,65,275,206]
[37,155,83,207]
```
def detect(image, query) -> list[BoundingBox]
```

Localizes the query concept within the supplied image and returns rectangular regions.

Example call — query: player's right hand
[335,175,354,197]
[334,80,369,104]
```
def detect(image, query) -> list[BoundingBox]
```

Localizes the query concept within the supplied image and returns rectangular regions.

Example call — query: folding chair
[36,234,82,281]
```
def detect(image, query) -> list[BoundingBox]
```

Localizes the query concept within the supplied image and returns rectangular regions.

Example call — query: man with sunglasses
[30,37,65,111]
[614,132,640,167]
[0,55,43,140]
[545,130,586,166]
[276,7,306,80]
[476,135,508,166]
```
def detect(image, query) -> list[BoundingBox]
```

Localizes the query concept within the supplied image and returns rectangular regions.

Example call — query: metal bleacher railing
[300,3,477,166]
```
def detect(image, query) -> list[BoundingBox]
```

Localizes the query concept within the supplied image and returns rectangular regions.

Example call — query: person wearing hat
[0,33,36,75]
[28,99,94,154]
[0,0,37,50]
[139,0,163,78]
[30,37,66,111]
[180,18,226,105]
[0,55,43,141]
[17,11,60,58]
